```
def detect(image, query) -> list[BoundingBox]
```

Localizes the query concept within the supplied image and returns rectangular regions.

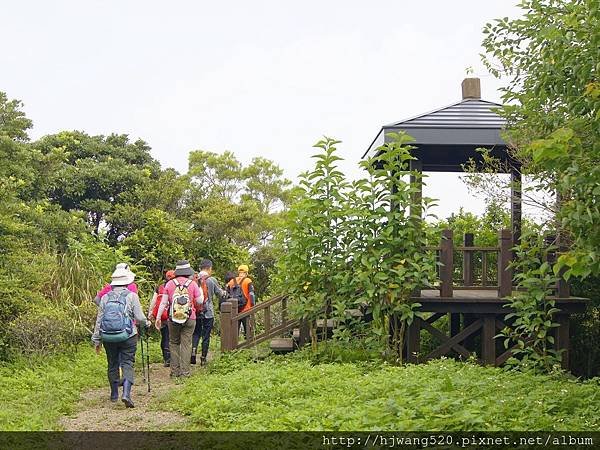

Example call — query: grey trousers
[168,319,195,376]
[103,334,138,384]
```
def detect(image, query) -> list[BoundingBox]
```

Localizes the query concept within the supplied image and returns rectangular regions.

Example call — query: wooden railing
[220,294,308,351]
[428,228,568,298]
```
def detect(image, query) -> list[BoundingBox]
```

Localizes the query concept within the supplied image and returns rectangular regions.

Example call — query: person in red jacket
[148,269,176,366]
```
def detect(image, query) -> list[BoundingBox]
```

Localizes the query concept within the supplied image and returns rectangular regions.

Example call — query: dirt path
[60,361,203,431]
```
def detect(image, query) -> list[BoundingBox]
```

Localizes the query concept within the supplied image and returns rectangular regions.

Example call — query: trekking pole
[140,327,147,384]
[145,328,151,392]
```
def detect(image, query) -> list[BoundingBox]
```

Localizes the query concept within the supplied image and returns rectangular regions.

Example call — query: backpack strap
[183,279,192,288]
[173,278,180,288]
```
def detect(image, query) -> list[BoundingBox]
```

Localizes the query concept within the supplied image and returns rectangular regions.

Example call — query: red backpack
[198,275,209,312]
[152,284,169,321]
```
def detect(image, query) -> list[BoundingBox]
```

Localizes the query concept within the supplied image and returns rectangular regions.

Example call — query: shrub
[7,307,89,357]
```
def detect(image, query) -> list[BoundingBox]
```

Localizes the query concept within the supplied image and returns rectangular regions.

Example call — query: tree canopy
[482,0,600,278]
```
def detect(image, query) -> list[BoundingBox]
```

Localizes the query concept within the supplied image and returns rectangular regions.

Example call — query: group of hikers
[91,259,256,408]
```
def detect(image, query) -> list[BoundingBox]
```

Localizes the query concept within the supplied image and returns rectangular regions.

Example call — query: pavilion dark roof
[363,81,510,172]
[386,99,505,129]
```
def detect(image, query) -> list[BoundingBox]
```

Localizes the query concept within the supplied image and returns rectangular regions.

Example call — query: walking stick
[145,328,151,392]
[140,327,147,385]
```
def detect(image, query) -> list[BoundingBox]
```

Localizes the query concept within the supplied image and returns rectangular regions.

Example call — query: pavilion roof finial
[461,77,481,100]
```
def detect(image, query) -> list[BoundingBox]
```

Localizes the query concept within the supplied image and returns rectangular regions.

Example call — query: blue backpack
[100,290,133,342]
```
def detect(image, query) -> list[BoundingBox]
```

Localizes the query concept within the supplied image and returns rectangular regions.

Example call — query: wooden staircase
[220,296,371,355]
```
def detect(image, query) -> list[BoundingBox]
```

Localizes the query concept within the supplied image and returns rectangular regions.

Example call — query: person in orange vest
[226,264,256,339]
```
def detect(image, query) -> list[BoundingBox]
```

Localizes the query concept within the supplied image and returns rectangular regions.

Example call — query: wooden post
[555,314,570,370]
[482,315,497,365]
[498,229,513,298]
[482,251,488,286]
[440,229,454,297]
[406,317,421,363]
[463,233,474,286]
[229,299,239,349]
[220,301,234,351]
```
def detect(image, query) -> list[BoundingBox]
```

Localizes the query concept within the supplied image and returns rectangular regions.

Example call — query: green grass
[170,350,600,431]
[0,347,105,430]
[0,337,162,430]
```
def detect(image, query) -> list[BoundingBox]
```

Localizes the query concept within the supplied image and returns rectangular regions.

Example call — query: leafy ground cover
[169,349,600,431]
[0,347,105,430]
[0,339,162,430]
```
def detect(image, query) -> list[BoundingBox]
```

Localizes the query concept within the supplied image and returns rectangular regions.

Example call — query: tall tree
[0,92,32,142]
[482,0,600,278]
[35,131,160,240]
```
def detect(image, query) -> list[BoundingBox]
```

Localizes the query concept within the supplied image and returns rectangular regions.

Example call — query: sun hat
[111,263,135,286]
[237,264,249,273]
[174,260,194,277]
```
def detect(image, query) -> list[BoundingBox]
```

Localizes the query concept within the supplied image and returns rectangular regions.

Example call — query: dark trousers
[103,335,138,385]
[192,316,214,358]
[160,325,170,363]
[238,316,249,339]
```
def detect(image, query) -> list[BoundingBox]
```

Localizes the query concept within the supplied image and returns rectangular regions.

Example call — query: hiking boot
[190,347,197,365]
[110,381,119,402]
[163,360,170,367]
[121,379,134,408]
[200,356,207,366]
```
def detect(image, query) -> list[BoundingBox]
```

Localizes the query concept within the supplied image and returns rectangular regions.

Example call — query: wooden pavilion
[362,78,587,369]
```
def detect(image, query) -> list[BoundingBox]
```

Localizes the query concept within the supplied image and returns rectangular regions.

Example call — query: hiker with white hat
[92,262,139,386]
[92,265,150,408]
[156,260,204,378]
[93,263,138,306]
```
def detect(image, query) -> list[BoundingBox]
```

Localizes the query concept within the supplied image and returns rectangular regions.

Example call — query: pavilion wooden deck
[407,289,587,369]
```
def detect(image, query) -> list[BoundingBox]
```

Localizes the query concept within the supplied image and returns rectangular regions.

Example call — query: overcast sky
[2,0,523,219]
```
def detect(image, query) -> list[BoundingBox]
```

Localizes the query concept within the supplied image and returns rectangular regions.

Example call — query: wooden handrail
[236,294,287,320]
[220,294,303,352]
[455,246,499,251]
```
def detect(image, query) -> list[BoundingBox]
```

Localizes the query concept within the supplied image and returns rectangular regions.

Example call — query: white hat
[111,263,135,286]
